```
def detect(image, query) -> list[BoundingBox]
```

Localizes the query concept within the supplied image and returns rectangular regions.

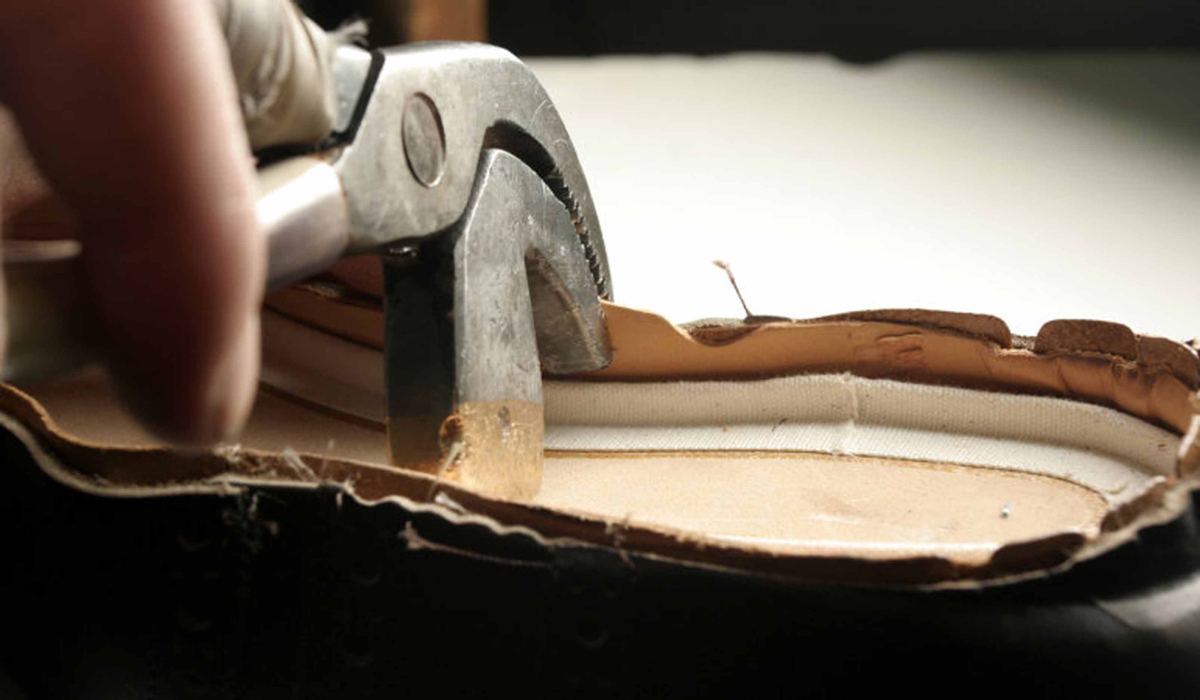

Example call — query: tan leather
[14,371,1113,566]
[5,282,1200,585]
[267,283,1199,433]
[5,370,1184,586]
[538,452,1108,562]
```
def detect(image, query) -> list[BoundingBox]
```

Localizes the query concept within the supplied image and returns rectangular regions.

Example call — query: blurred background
[303,1,1200,340]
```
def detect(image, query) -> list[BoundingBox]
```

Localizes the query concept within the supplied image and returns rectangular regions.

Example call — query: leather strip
[266,285,1199,434]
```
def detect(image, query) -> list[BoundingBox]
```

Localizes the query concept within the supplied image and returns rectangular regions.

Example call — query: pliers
[3,41,614,498]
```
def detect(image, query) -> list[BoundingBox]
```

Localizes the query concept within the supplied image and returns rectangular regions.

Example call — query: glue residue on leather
[387,399,543,500]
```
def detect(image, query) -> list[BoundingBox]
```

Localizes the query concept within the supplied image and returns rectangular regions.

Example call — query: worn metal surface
[331,43,611,300]
[383,150,610,497]
[257,43,614,495]
[401,93,446,187]
[266,42,615,495]
[329,43,376,135]
[256,157,350,288]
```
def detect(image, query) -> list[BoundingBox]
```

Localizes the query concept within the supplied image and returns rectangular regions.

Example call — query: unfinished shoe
[2,280,1199,697]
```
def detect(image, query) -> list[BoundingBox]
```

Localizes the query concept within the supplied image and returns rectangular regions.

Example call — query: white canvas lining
[544,375,1176,507]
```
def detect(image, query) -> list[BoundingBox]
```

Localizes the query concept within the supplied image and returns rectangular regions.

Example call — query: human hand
[0,0,334,444]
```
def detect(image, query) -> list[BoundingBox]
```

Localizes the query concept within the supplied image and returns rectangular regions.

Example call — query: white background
[528,52,1200,340]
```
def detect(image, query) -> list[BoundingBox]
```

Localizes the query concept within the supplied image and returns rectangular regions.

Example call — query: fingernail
[194,309,260,444]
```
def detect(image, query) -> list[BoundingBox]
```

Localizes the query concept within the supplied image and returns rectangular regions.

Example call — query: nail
[194,309,260,444]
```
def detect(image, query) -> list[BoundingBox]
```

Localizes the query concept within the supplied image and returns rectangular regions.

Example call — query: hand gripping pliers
[2,43,614,499]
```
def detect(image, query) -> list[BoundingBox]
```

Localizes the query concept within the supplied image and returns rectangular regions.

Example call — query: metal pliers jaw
[259,43,614,498]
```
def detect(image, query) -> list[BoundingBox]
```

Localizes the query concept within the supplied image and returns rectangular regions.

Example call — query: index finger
[0,0,264,443]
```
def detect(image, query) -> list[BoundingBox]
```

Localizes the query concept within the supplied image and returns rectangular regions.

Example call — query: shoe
[2,275,1198,697]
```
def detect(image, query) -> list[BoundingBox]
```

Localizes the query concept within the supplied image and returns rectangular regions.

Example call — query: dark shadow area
[299,1,1200,60]
[489,0,1200,61]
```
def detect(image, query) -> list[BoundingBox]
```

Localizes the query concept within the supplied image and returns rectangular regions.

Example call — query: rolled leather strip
[214,0,336,150]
